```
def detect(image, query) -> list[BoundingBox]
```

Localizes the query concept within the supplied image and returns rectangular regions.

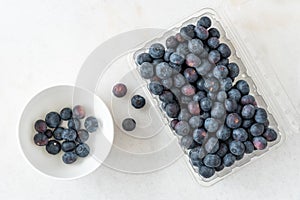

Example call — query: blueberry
[200,97,212,112]
[180,135,195,149]
[241,104,256,119]
[185,53,201,67]
[211,102,226,119]
[172,74,185,88]
[225,98,238,113]
[72,105,86,119]
[204,77,219,93]
[223,153,236,167]
[45,112,61,128]
[175,121,190,136]
[149,43,165,59]
[159,91,175,103]
[53,127,64,140]
[207,37,220,49]
[250,123,264,136]
[170,87,181,99]
[163,49,174,62]
[216,91,227,103]
[156,62,173,79]
[216,125,231,141]
[207,92,217,101]
[216,143,228,157]
[215,164,225,172]
[193,128,207,144]
[169,52,184,65]
[194,26,209,40]
[175,32,185,43]
[122,118,136,131]
[244,141,254,154]
[68,118,81,130]
[197,16,211,28]
[205,137,219,153]
[183,68,198,83]
[208,27,220,38]
[137,53,152,65]
[33,133,48,146]
[235,80,250,95]
[44,129,53,138]
[263,119,270,129]
[204,118,219,133]
[131,95,146,109]
[170,119,179,130]
[213,65,228,79]
[226,113,242,129]
[208,50,221,64]
[236,154,244,160]
[240,95,256,105]
[242,119,254,129]
[227,63,240,79]
[60,107,73,120]
[84,116,99,133]
[263,128,278,142]
[76,129,89,143]
[62,151,77,164]
[112,83,127,98]
[229,140,245,156]
[34,120,47,133]
[165,103,180,118]
[196,78,205,91]
[232,128,248,141]
[152,59,164,66]
[253,136,267,150]
[186,40,202,56]
[46,140,61,155]
[148,82,163,95]
[203,154,221,168]
[161,78,173,89]
[195,59,213,76]
[217,58,229,66]
[140,62,154,79]
[180,96,192,105]
[189,116,203,128]
[193,91,206,102]
[176,42,189,56]
[189,147,204,167]
[180,26,195,40]
[228,88,241,102]
[166,36,179,49]
[181,84,196,96]
[220,77,233,91]
[178,108,192,121]
[61,141,76,152]
[75,143,90,157]
[62,129,77,141]
[200,112,210,120]
[217,43,231,58]
[199,165,215,178]
[254,108,268,123]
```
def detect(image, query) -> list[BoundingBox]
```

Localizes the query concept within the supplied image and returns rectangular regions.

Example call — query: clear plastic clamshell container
[130,1,300,186]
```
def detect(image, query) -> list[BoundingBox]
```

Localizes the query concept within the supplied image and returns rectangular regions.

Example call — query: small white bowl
[18,85,114,180]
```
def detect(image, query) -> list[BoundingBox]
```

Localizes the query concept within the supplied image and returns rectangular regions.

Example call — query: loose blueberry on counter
[227,63,240,79]
[203,154,221,168]
[186,53,201,67]
[217,43,231,58]
[61,141,76,152]
[72,105,86,119]
[62,152,77,164]
[204,118,219,133]
[253,136,267,150]
[44,129,53,138]
[225,98,238,113]
[216,142,228,158]
[193,128,207,144]
[33,133,48,146]
[207,37,220,49]
[84,116,99,133]
[205,137,219,154]
[46,140,61,155]
[229,140,245,156]
[166,36,179,49]
[34,120,47,133]
[60,107,73,120]
[122,118,136,131]
[254,108,268,123]
[194,26,209,40]
[131,95,146,109]
[208,27,220,38]
[62,129,77,141]
[208,50,221,64]
[236,80,250,95]
[188,39,204,55]
[216,125,231,141]
[112,83,128,98]
[249,123,264,136]
[180,26,195,40]
[197,16,212,29]
[223,153,236,167]
[232,128,248,142]
[244,141,254,154]
[53,127,64,140]
[76,129,89,143]
[140,62,154,79]
[263,128,278,142]
[68,118,81,130]
[199,165,215,178]
[165,103,180,118]
[137,53,152,65]
[149,43,165,59]
[175,121,190,136]
[45,112,61,128]
[75,143,90,157]
[241,104,256,119]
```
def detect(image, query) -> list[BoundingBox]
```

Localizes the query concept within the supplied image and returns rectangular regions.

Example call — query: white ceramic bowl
[18,85,114,180]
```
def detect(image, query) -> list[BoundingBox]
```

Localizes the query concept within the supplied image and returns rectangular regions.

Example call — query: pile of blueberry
[136,16,278,178]
[33,105,99,164]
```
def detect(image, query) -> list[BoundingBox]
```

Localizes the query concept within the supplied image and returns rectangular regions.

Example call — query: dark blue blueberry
[204,77,219,93]
[165,103,180,118]
[223,153,236,167]
[205,137,219,153]
[208,27,220,38]
[73,105,86,119]
[241,104,256,119]
[226,113,242,129]
[229,140,245,156]
[175,121,190,136]
[232,128,248,141]
[140,62,154,79]
[204,118,219,133]
[217,43,231,58]
[62,151,77,164]
[228,88,242,102]
[200,97,212,112]
[188,39,203,55]
[60,107,73,120]
[61,141,76,152]
[176,42,189,56]
[44,129,53,138]
[250,123,264,136]
[180,26,195,40]
[242,119,254,129]
[216,142,228,157]
[264,119,270,129]
[213,65,228,79]
[208,50,221,64]
[227,63,240,79]
[236,80,250,95]
[216,91,227,102]
[122,118,136,131]
[68,118,81,130]
[236,153,244,160]
[156,62,173,79]
[137,53,152,65]
[196,78,205,91]
[199,165,215,178]
[45,112,61,128]
[203,154,221,168]
[189,116,203,128]
[75,143,90,157]
[180,135,195,149]
[161,78,173,89]
[173,73,186,88]
[189,146,206,160]
[62,129,77,141]
[170,119,179,130]
[166,36,179,49]
[76,129,89,143]
[152,59,164,66]
[240,95,256,105]
[33,133,48,146]
[163,49,174,62]
[197,16,212,28]
[244,141,254,154]
[215,164,224,171]
[225,98,238,113]
[112,83,127,98]
[186,53,201,67]
[194,26,209,40]
[149,43,165,59]
[207,37,220,49]
[149,82,164,95]
[211,102,226,119]
[193,91,206,102]
[220,77,233,92]
[217,58,229,66]
[84,116,99,133]
[254,108,268,123]
[263,128,278,142]
[216,125,231,141]
[170,52,184,65]
[195,59,213,76]
[34,120,47,133]
[131,95,146,109]
[193,128,207,144]
[159,91,175,103]
[46,140,61,155]
[178,108,192,121]
[53,127,64,140]
[253,136,267,150]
